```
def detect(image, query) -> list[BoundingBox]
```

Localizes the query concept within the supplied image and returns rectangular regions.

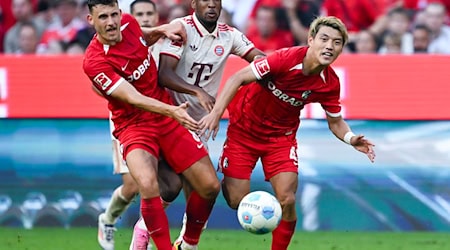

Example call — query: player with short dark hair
[83,1,220,250]
[199,16,376,250]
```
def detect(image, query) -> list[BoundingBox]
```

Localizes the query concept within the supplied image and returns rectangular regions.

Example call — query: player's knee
[277,192,296,208]
[198,179,220,200]
[160,183,182,202]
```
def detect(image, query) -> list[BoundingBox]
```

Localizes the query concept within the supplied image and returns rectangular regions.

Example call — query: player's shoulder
[83,43,106,72]
[217,21,235,33]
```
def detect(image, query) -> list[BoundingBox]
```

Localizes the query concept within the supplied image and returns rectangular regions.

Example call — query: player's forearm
[327,116,353,144]
[142,26,165,46]
[130,93,177,117]
[159,68,200,96]
[210,74,243,117]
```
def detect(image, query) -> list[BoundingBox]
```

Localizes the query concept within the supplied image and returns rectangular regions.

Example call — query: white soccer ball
[237,191,282,234]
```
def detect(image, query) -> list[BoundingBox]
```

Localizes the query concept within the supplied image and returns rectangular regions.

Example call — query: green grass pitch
[1,227,449,250]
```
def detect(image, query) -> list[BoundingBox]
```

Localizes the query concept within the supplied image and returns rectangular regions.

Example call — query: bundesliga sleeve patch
[255,59,270,77]
[94,72,113,90]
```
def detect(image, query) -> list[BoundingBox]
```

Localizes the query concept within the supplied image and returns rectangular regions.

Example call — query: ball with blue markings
[237,191,282,234]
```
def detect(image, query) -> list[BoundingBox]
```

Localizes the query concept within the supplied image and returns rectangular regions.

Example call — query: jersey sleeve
[249,49,283,80]
[230,28,255,57]
[159,18,186,60]
[321,73,342,117]
[84,58,124,96]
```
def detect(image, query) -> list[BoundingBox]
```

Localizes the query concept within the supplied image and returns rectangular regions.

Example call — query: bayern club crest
[214,45,224,56]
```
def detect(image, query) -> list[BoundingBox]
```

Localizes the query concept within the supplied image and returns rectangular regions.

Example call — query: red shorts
[117,119,208,174]
[218,127,299,181]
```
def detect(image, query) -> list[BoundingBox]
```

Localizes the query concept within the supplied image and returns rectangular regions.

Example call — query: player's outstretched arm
[159,54,215,112]
[141,20,186,46]
[110,79,199,131]
[199,65,257,141]
[326,115,376,163]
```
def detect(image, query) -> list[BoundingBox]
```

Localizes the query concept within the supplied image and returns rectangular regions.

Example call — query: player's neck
[302,57,325,76]
[97,32,123,46]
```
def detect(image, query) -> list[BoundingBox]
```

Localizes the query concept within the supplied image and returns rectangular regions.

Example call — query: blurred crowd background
[1,0,450,55]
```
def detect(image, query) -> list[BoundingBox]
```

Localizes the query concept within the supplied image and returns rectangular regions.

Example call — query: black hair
[87,0,118,12]
[130,0,156,14]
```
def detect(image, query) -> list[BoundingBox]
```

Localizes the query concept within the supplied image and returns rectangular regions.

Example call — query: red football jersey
[228,46,342,137]
[83,14,173,137]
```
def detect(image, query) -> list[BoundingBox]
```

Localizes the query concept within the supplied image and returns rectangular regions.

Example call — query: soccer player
[158,0,264,247]
[199,16,376,250]
[95,1,164,249]
[83,1,220,250]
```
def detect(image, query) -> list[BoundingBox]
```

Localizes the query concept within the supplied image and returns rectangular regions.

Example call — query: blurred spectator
[421,2,450,53]
[35,0,57,28]
[354,30,380,54]
[0,5,5,53]
[66,0,94,54]
[281,0,320,45]
[17,21,40,54]
[380,31,403,53]
[37,0,85,54]
[412,23,432,52]
[378,7,414,54]
[4,0,46,54]
[167,3,189,23]
[246,5,295,53]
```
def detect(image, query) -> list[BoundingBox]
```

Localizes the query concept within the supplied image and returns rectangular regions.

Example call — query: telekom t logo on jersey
[188,63,213,87]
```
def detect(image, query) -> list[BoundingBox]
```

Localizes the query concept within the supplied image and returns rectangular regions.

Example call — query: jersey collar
[192,13,219,38]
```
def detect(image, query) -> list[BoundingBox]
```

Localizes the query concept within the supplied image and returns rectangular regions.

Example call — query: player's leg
[264,142,299,250]
[268,172,298,250]
[98,138,139,250]
[161,129,219,250]
[130,158,182,250]
[125,147,172,250]
[218,133,258,209]
[176,156,220,249]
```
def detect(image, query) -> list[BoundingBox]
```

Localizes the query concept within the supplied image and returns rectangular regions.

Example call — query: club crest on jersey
[94,72,112,90]
[302,90,312,99]
[139,36,147,46]
[214,45,224,56]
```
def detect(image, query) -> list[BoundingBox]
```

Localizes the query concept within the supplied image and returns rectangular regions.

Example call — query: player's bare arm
[141,20,186,46]
[243,48,266,63]
[326,115,376,162]
[199,65,257,140]
[109,78,199,131]
[159,55,215,112]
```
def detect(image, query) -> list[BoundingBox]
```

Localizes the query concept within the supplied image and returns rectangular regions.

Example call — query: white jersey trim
[326,110,341,117]
[106,78,125,95]
[250,61,262,80]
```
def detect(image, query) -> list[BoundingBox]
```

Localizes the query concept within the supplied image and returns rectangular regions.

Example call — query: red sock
[183,191,215,245]
[141,197,172,250]
[271,219,297,250]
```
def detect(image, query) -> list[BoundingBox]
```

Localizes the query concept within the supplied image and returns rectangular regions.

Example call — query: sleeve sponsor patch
[94,72,112,90]
[254,59,270,77]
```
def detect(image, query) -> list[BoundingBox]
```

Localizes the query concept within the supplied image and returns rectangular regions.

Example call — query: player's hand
[350,135,376,163]
[196,89,215,113]
[163,21,186,43]
[199,112,221,141]
[171,102,199,131]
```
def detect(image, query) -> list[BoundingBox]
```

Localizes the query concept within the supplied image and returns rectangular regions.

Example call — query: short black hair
[130,0,156,14]
[87,0,118,12]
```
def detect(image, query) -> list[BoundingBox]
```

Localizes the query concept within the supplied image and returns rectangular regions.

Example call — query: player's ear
[87,14,94,26]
